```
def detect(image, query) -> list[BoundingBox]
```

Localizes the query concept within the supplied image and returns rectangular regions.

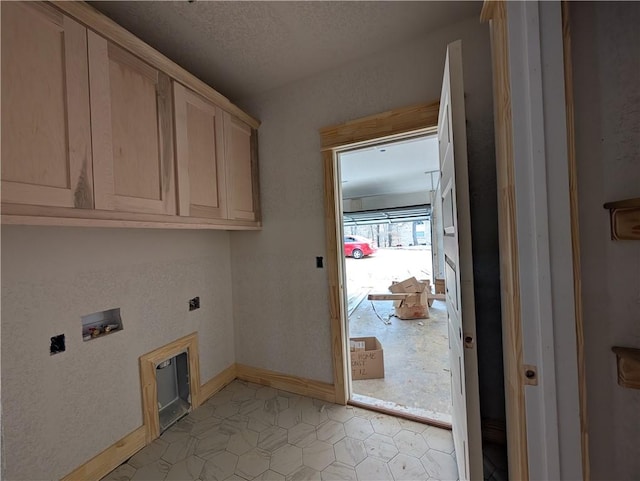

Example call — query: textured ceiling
[89,1,481,102]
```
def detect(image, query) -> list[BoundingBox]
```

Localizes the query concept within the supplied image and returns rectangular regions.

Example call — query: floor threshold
[349,393,452,430]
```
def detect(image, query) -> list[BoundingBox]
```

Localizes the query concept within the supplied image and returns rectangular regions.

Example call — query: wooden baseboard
[61,426,146,481]
[200,364,238,403]
[235,363,336,403]
[61,363,335,481]
[61,364,237,481]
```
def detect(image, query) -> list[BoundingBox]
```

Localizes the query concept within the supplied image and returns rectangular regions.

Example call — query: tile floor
[102,380,458,481]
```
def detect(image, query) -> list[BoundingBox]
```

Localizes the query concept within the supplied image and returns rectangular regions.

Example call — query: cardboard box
[388,276,430,319]
[435,278,446,294]
[394,292,429,319]
[350,336,384,380]
[389,276,426,294]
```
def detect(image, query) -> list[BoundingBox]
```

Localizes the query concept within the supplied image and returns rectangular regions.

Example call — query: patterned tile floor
[102,380,458,481]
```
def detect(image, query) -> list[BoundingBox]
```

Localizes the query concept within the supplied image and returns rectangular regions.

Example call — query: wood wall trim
[612,347,640,390]
[61,363,237,481]
[200,364,238,404]
[322,150,348,405]
[480,0,499,23]
[60,362,338,480]
[561,2,590,478]
[50,1,260,129]
[139,333,201,443]
[482,2,529,480]
[1,203,261,230]
[235,364,336,403]
[603,199,640,240]
[61,426,146,481]
[319,101,439,151]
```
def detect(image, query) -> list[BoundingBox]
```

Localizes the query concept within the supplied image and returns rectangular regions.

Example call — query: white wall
[571,3,640,479]
[232,14,504,422]
[1,227,235,480]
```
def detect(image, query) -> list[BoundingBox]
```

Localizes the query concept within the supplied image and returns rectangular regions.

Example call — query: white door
[438,40,483,481]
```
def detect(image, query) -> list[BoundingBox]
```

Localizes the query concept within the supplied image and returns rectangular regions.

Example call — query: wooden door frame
[319,102,440,405]
[480,2,528,480]
[482,1,587,479]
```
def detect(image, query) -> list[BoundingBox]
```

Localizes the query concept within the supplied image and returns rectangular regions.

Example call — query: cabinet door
[224,113,259,221]
[88,32,176,215]
[1,2,93,208]
[173,83,227,219]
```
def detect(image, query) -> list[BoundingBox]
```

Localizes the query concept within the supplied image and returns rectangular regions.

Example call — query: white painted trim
[506,2,583,480]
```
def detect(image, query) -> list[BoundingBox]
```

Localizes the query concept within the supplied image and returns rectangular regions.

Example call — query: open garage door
[342,204,431,226]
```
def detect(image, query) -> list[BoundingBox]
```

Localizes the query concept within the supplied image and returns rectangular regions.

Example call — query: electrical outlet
[50,334,65,355]
[189,297,200,311]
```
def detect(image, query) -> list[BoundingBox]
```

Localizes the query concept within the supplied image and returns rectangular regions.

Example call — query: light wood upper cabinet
[88,31,176,215]
[174,83,260,223]
[173,83,227,219]
[224,113,259,221]
[1,2,260,230]
[1,2,93,209]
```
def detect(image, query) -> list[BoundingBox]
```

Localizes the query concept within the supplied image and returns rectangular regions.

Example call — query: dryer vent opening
[156,351,190,432]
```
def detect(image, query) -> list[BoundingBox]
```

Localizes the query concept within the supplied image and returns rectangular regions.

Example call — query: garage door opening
[338,134,452,425]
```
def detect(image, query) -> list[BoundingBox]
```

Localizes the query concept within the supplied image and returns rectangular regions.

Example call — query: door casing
[320,102,440,405]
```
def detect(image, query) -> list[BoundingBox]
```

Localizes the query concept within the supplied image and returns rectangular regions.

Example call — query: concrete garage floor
[345,248,452,424]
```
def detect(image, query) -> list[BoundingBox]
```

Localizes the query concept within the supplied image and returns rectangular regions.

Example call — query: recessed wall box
[81,308,123,341]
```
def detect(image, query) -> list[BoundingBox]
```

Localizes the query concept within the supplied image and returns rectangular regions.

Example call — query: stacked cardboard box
[389,276,429,319]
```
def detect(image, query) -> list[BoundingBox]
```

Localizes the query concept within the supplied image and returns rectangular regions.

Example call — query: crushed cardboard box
[389,276,426,294]
[350,336,384,380]
[368,276,446,319]
[389,276,429,319]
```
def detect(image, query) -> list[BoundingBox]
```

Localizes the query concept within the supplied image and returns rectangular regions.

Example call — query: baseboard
[61,425,146,481]
[235,363,336,403]
[61,363,335,481]
[61,364,238,481]
[200,363,237,403]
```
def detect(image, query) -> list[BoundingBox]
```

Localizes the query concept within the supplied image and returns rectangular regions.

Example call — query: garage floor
[345,248,452,423]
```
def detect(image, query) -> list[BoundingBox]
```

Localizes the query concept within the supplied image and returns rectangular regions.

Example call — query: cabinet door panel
[174,83,226,219]
[225,113,257,221]
[89,32,175,215]
[1,2,92,208]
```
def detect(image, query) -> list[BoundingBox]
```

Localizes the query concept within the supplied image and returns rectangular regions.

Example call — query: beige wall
[1,226,235,480]
[232,16,505,419]
[571,3,640,480]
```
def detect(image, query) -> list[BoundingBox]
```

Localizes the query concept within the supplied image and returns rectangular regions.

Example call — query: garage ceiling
[88,1,481,101]
[339,135,440,200]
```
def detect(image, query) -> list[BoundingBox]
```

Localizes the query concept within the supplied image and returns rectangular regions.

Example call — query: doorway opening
[337,134,452,426]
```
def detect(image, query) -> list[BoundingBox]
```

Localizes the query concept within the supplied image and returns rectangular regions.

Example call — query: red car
[344,235,377,259]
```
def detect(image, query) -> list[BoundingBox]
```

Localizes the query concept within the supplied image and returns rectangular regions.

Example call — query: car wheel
[352,248,364,259]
